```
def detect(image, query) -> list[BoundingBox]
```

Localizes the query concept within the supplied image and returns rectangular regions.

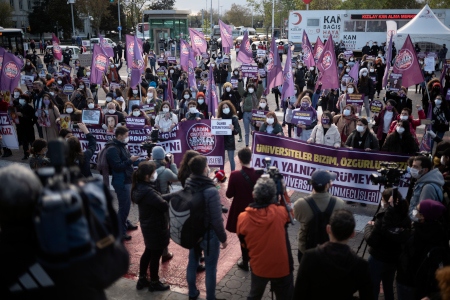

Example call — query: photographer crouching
[237,177,294,299]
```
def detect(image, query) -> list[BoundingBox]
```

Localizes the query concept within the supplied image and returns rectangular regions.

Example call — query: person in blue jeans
[184,155,228,300]
[105,126,141,240]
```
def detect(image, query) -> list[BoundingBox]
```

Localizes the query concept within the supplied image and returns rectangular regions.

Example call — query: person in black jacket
[216,100,240,171]
[386,86,413,113]
[221,82,243,141]
[66,123,96,178]
[294,210,373,300]
[131,161,170,292]
[319,88,340,116]
[214,63,228,98]
[357,67,375,119]
[14,94,36,160]
[294,63,306,92]
[364,188,411,300]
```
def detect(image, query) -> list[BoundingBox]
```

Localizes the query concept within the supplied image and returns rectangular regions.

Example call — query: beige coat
[307,124,341,148]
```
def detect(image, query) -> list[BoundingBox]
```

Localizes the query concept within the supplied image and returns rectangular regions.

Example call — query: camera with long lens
[369,162,405,187]
[141,128,160,154]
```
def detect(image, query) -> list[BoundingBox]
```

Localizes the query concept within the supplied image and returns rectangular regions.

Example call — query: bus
[212,25,221,40]
[232,27,256,40]
[0,27,24,55]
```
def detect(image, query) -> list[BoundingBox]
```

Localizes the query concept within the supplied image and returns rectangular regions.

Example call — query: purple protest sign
[167,56,177,64]
[291,109,314,126]
[90,44,108,85]
[393,35,424,87]
[219,19,233,49]
[302,30,315,68]
[241,64,258,79]
[230,78,238,89]
[126,35,143,69]
[130,35,145,88]
[140,103,155,116]
[52,33,62,61]
[63,84,74,95]
[251,109,267,122]
[237,31,253,64]
[189,28,207,56]
[126,116,146,128]
[387,73,402,92]
[346,93,365,106]
[99,34,114,58]
[59,63,72,78]
[370,100,383,113]
[0,112,19,149]
[0,52,24,92]
[251,132,410,205]
[282,47,295,102]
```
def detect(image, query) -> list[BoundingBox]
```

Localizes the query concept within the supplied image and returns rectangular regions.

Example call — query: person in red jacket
[387,106,426,144]
[237,176,294,299]
[225,148,262,270]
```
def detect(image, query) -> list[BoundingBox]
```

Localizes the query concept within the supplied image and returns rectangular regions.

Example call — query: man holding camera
[105,127,141,241]
[293,170,345,263]
[237,177,294,299]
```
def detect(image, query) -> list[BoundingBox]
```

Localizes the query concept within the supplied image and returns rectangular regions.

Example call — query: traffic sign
[117,26,122,31]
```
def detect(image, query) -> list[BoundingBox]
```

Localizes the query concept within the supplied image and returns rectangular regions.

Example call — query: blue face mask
[113,93,117,98]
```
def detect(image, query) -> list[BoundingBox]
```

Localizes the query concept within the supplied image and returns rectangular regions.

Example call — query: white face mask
[198,99,204,105]
[346,68,350,72]
[343,109,351,116]
[19,99,26,105]
[226,87,231,92]
[184,94,190,99]
[248,88,254,93]
[211,64,215,67]
[88,103,95,109]
[189,107,196,114]
[294,90,297,94]
[86,72,91,76]
[163,107,169,113]
[170,70,174,74]
[79,85,84,89]
[133,111,140,117]
[49,92,54,96]
[356,125,365,132]
[435,99,442,106]
[370,69,374,73]
[310,67,314,71]
[259,102,267,108]
[441,156,447,166]
[147,93,153,99]
[400,115,408,121]
[123,137,129,144]
[410,168,421,179]
[108,109,115,114]
[106,97,112,102]
[234,71,238,75]
[347,88,354,94]
[223,108,230,114]
[66,108,73,113]
[362,72,367,77]
[57,80,62,85]
[132,89,138,95]
[396,127,405,134]
[266,118,274,124]
[13,92,20,98]
[150,171,158,182]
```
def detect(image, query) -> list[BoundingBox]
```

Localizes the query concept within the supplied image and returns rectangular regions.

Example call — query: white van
[46,45,80,63]
[90,38,117,50]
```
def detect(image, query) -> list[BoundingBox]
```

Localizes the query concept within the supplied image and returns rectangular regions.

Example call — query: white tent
[396,4,450,54]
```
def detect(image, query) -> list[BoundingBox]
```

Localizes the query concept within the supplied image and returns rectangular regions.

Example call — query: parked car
[90,37,117,50]
[46,45,80,63]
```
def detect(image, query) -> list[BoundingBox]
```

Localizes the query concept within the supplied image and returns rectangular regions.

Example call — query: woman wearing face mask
[127,85,145,105]
[106,59,122,84]
[143,87,163,116]
[345,117,379,151]
[63,102,81,123]
[157,53,167,68]
[15,94,36,160]
[357,67,375,119]
[129,104,151,126]
[11,88,23,102]
[388,107,425,144]
[74,79,93,99]
[422,79,442,114]
[347,56,356,68]
[431,95,450,150]
[382,120,419,154]
[364,188,410,300]
[221,82,243,141]
[386,86,412,113]
[216,100,240,171]
[320,88,340,116]
[131,161,171,292]
[85,97,103,126]
[196,92,209,119]
[307,111,340,148]
[292,96,317,141]
[259,111,283,136]
[214,63,228,98]
[333,104,358,146]
[238,73,264,147]
[39,94,61,142]
[29,138,50,169]
[21,59,36,76]
[253,97,270,132]
[154,102,178,132]
[283,85,300,137]
[373,99,398,147]
[374,58,385,98]
[158,74,168,101]
[70,89,87,110]
[337,83,358,113]
[305,66,317,91]
[181,100,205,121]
[178,89,193,119]
[339,66,352,93]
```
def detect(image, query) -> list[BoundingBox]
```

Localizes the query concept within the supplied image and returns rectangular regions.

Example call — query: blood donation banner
[71,120,224,169]
[251,132,410,205]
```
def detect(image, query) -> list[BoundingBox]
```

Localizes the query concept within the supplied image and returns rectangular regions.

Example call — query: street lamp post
[68,0,76,39]
[118,0,122,41]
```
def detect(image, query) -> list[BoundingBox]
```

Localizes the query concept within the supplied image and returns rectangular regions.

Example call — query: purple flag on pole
[266,39,283,94]
[0,47,5,87]
[187,48,197,89]
[99,34,114,58]
[237,31,253,64]
[52,33,62,61]
[90,44,109,85]
[180,39,190,72]
[189,28,207,56]
[219,19,233,50]
[282,47,295,101]
[130,35,145,88]
[313,37,324,63]
[393,35,424,87]
[126,35,143,69]
[206,63,218,117]
[302,31,315,68]
[348,61,360,85]
[1,52,24,92]
[166,78,174,108]
[382,35,393,88]
[316,35,339,90]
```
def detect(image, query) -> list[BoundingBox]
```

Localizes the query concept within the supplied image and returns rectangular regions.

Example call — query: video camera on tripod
[369,162,406,188]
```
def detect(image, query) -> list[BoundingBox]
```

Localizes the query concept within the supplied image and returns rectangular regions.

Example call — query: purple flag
[189,28,207,56]
[282,47,295,101]
[52,33,62,61]
[130,35,145,88]
[99,34,114,58]
[302,31,315,68]
[265,39,283,94]
[382,35,393,88]
[0,47,5,87]
[126,35,143,69]
[313,37,324,63]
[187,48,197,89]
[166,78,174,108]
[206,64,218,117]
[180,39,190,72]
[1,52,24,92]
[393,35,424,87]
[90,44,109,85]
[348,61,360,85]
[237,31,253,64]
[219,19,233,50]
[316,35,339,90]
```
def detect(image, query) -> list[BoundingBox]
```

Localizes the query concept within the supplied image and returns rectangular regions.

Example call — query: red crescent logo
[292,13,302,25]
[426,9,430,14]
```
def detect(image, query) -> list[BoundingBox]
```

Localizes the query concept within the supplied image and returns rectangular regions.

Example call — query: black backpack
[167,185,209,249]
[414,246,450,297]
[304,196,336,250]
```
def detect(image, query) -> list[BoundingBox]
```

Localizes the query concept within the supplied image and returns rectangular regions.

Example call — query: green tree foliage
[0,2,14,28]
[28,0,53,35]
[428,0,450,9]
[75,0,110,36]
[148,0,175,10]
[222,4,252,27]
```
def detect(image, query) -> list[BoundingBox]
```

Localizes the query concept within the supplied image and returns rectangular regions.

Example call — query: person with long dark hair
[66,123,96,178]
[216,100,240,171]
[382,120,419,155]
[431,94,450,150]
[177,150,200,188]
[131,161,170,292]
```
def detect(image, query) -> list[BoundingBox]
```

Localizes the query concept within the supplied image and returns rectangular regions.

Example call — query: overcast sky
[175,0,235,15]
